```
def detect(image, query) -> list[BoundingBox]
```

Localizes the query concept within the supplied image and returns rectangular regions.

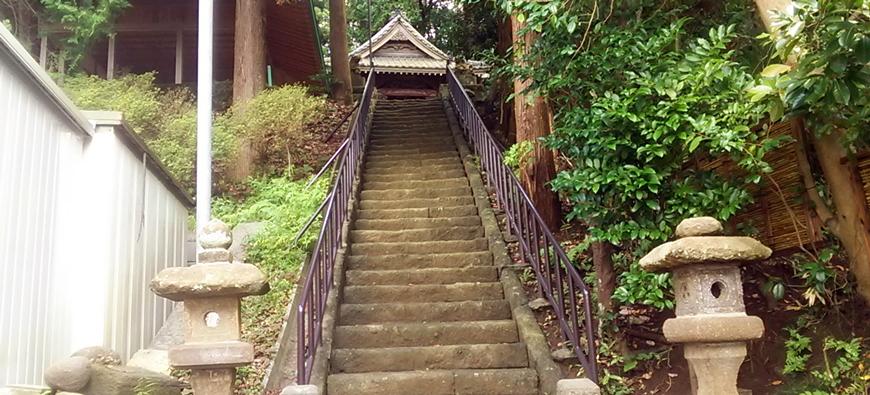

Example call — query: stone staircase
[326,98,540,394]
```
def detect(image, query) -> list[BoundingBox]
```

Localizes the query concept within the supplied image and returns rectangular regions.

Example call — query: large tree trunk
[230,0,267,183]
[510,15,560,231]
[232,0,267,104]
[811,131,870,303]
[329,0,353,105]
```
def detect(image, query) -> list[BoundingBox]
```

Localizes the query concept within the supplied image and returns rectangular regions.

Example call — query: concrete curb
[441,91,563,395]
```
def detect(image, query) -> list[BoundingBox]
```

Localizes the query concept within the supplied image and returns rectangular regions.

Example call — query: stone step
[363,170,467,183]
[367,143,458,155]
[334,320,517,348]
[354,216,480,231]
[346,266,497,285]
[331,343,528,373]
[363,163,463,176]
[355,206,478,220]
[357,196,474,210]
[366,151,458,162]
[343,282,503,304]
[370,129,451,136]
[370,135,455,144]
[339,300,511,325]
[359,187,470,201]
[350,238,489,256]
[350,226,484,243]
[367,146,459,156]
[346,251,492,270]
[373,120,449,127]
[365,157,461,169]
[327,369,539,395]
[362,178,468,191]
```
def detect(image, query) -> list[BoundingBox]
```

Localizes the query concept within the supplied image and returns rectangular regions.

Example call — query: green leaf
[748,85,774,102]
[761,64,791,78]
[567,20,577,34]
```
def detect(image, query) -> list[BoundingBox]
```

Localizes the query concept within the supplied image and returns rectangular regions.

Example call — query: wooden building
[349,13,486,98]
[38,0,324,86]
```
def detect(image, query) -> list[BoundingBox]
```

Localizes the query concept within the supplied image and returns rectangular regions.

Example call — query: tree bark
[591,241,616,311]
[811,130,870,303]
[232,0,267,104]
[329,0,353,105]
[230,0,267,183]
[510,15,560,231]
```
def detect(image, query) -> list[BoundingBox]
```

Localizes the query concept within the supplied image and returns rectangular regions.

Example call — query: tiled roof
[350,13,449,62]
[357,56,448,75]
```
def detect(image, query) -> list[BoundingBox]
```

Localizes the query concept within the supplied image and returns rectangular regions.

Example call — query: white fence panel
[0,26,192,387]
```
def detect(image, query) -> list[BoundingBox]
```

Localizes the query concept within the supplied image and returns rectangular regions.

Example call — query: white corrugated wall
[0,27,191,387]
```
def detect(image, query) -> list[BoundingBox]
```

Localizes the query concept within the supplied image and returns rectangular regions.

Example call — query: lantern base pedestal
[683,342,746,395]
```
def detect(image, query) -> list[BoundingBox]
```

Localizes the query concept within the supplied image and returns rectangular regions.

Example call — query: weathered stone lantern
[640,217,770,395]
[151,220,269,394]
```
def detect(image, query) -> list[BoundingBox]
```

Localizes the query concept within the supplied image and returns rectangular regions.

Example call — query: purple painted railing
[296,70,375,384]
[447,68,599,382]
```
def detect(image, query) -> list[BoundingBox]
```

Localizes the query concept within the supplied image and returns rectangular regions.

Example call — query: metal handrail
[446,68,599,383]
[296,69,375,384]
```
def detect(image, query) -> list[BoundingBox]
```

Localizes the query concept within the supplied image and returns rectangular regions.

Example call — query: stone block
[151,262,269,301]
[168,341,253,369]
[672,265,744,316]
[640,236,771,272]
[128,349,172,375]
[556,378,600,395]
[44,356,90,392]
[675,217,723,238]
[281,384,320,395]
[199,220,232,249]
[663,315,764,343]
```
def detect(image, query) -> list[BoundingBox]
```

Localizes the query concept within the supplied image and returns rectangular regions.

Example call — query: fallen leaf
[771,380,783,385]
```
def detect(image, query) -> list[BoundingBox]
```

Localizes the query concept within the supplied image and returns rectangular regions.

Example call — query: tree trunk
[510,15,560,231]
[230,0,267,183]
[754,0,870,303]
[329,0,353,105]
[811,131,870,303]
[232,0,267,104]
[591,241,616,311]
[495,15,516,145]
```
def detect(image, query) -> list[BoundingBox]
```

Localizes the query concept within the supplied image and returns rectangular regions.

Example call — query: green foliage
[780,320,868,395]
[750,0,870,147]
[612,263,673,310]
[547,22,773,248]
[61,74,326,190]
[784,326,813,374]
[488,1,776,312]
[222,85,325,170]
[212,173,329,393]
[40,0,130,66]
[503,140,533,177]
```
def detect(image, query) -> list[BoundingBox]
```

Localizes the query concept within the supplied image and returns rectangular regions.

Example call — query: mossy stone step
[353,216,480,231]
[331,343,529,373]
[343,282,503,304]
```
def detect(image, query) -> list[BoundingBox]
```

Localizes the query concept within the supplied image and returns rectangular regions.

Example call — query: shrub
[222,85,326,173]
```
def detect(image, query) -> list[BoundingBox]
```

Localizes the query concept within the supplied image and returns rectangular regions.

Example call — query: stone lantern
[639,217,770,395]
[151,220,269,394]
